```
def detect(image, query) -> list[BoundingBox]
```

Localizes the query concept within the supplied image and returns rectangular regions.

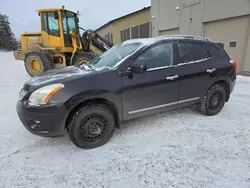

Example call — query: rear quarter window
[178,42,210,64]
[203,43,220,57]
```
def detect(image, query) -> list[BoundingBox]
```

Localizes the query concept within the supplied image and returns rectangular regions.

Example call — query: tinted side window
[203,43,220,57]
[134,43,173,70]
[178,42,209,63]
[47,12,60,36]
[41,13,48,32]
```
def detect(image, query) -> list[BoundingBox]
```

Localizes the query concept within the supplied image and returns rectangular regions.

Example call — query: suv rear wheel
[197,84,226,116]
[68,104,115,149]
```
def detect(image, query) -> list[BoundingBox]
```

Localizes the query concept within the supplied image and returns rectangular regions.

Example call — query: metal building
[96,6,151,45]
[151,0,250,73]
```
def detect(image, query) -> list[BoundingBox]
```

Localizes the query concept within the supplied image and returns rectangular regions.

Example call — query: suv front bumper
[16,100,67,137]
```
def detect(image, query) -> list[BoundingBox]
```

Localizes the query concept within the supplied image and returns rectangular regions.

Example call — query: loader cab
[61,10,78,47]
[39,8,78,49]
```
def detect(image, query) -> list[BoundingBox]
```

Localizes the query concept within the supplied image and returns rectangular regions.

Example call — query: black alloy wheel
[197,84,226,116]
[209,92,223,111]
[68,104,115,149]
[79,113,109,142]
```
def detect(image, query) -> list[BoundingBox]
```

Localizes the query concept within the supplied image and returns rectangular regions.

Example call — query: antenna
[77,11,81,17]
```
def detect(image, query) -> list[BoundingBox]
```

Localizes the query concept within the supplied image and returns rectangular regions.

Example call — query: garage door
[204,16,249,72]
[159,28,179,36]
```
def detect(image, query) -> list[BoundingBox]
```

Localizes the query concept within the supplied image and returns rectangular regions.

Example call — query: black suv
[16,35,236,148]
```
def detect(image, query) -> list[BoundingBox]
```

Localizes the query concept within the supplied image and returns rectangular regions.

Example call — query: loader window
[62,11,77,32]
[62,11,77,47]
[41,13,48,32]
[47,12,60,37]
[67,16,76,30]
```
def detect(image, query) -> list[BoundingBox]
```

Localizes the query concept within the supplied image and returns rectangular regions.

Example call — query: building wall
[151,0,250,72]
[96,24,112,38]
[159,28,179,36]
[241,18,250,72]
[96,9,151,45]
[204,16,249,72]
[203,0,250,22]
[158,0,181,31]
[96,24,113,45]
[111,9,151,45]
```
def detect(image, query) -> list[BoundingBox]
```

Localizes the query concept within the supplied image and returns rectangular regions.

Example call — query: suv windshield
[87,42,144,70]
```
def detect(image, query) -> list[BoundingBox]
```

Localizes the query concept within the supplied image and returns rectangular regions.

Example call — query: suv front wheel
[68,104,116,149]
[197,84,226,116]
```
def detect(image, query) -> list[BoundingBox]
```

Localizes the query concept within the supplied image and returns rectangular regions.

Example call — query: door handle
[206,68,216,73]
[166,75,179,80]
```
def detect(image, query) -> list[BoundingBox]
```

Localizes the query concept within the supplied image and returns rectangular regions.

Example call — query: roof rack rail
[157,34,210,41]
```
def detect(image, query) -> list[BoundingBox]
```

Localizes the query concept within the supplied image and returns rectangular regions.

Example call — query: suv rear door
[175,40,217,104]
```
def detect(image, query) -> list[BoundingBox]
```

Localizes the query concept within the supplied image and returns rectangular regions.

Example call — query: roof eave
[95,6,151,32]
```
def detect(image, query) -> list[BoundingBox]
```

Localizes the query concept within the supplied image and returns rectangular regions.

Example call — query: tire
[72,52,95,65]
[81,32,90,51]
[197,84,226,116]
[25,52,53,77]
[68,104,116,149]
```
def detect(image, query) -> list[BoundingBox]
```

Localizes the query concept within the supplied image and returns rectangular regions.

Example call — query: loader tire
[72,52,96,66]
[25,52,53,77]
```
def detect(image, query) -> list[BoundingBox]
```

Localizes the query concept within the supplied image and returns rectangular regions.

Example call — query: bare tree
[0,13,18,52]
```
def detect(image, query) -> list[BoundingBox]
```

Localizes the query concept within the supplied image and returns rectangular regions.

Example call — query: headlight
[28,84,64,106]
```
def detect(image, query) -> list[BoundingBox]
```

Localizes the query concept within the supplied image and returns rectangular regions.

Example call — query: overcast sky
[0,0,151,37]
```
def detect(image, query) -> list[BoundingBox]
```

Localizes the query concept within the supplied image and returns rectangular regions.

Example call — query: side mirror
[130,64,147,73]
[119,64,147,77]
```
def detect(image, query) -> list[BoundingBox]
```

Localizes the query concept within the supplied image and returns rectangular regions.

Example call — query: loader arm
[69,30,83,64]
[80,28,113,56]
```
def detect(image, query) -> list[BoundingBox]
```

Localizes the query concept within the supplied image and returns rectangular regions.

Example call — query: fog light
[34,120,40,124]
[30,124,38,130]
[29,120,40,130]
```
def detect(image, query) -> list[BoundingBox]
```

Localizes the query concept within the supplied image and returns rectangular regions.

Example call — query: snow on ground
[0,52,250,188]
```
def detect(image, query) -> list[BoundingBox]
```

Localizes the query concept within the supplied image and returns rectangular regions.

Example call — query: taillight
[230,60,237,70]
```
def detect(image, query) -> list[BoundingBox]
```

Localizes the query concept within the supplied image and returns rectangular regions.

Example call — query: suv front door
[176,41,217,104]
[121,42,179,120]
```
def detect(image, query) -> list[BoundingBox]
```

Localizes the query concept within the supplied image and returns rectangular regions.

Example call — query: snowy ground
[0,52,250,188]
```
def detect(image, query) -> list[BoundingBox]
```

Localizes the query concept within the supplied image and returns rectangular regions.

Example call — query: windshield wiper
[80,64,95,70]
[87,64,94,70]
[102,67,111,71]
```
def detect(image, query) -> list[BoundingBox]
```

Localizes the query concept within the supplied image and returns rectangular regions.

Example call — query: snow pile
[0,53,250,188]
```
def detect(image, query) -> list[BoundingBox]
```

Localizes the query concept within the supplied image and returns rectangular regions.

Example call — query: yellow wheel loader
[13,7,113,77]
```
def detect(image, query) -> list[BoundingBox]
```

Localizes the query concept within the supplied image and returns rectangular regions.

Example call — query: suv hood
[24,66,93,91]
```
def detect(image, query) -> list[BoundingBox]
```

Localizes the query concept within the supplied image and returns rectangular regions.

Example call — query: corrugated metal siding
[139,22,150,38]
[131,25,139,39]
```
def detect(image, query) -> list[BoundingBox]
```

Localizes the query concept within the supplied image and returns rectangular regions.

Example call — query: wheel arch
[65,97,121,130]
[210,80,230,102]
